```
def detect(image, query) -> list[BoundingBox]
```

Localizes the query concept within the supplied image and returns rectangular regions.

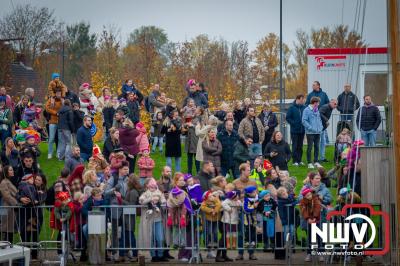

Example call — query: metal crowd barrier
[0,203,386,264]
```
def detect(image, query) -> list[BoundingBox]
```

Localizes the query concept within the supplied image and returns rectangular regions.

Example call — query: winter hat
[56,191,70,202]
[51,73,60,80]
[22,174,34,181]
[68,164,85,186]
[25,135,35,141]
[244,186,257,194]
[19,120,29,129]
[92,144,101,157]
[171,187,183,196]
[0,96,6,103]
[15,134,26,143]
[119,98,127,103]
[339,187,350,197]
[202,190,212,201]
[259,190,271,200]
[226,191,238,199]
[263,159,273,170]
[301,188,313,197]
[184,173,193,182]
[187,79,196,87]
[147,178,158,190]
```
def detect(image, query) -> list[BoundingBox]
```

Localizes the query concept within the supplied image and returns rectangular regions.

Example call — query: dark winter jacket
[127,100,140,124]
[57,105,74,131]
[182,91,208,109]
[14,164,43,189]
[1,148,19,169]
[233,109,246,125]
[77,126,93,156]
[65,91,80,105]
[118,127,140,156]
[13,104,28,125]
[319,103,334,130]
[103,106,116,131]
[196,170,214,192]
[202,138,222,171]
[217,129,240,169]
[286,101,306,134]
[337,91,360,114]
[356,104,382,131]
[277,195,297,226]
[152,119,164,138]
[264,140,291,170]
[305,88,329,107]
[161,122,182,157]
[121,84,144,103]
[103,138,121,162]
[233,138,250,168]
[258,111,278,135]
[72,109,84,133]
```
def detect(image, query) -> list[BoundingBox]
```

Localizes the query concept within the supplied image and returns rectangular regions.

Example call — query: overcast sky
[0,0,388,50]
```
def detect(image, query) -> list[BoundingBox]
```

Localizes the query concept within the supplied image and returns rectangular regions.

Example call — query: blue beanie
[51,73,60,80]
[259,190,271,200]
[244,186,257,194]
[0,96,6,103]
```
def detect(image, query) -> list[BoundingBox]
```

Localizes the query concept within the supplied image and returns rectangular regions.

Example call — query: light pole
[279,0,283,114]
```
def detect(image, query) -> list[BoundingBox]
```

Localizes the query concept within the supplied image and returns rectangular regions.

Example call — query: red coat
[50,201,75,233]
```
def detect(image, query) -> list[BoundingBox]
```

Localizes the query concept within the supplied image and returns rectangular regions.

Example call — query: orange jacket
[45,98,63,124]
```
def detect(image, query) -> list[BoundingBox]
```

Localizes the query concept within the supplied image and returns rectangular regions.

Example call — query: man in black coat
[286,95,306,166]
[57,99,74,160]
[318,99,337,162]
[64,87,80,105]
[196,161,215,192]
[217,120,240,178]
[356,95,381,147]
[258,101,278,152]
[337,84,360,121]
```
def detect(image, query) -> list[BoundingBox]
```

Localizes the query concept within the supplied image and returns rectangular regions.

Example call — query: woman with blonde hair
[195,114,218,163]
[202,128,222,175]
[83,170,100,199]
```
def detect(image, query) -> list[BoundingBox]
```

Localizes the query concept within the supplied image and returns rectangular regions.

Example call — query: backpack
[144,96,151,112]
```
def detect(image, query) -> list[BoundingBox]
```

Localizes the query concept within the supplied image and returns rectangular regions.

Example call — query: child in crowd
[277,187,297,244]
[336,128,352,154]
[48,72,67,98]
[138,178,167,262]
[151,112,164,153]
[200,190,222,258]
[224,183,235,194]
[109,148,127,174]
[257,190,277,250]
[137,148,155,186]
[136,122,149,154]
[181,98,197,122]
[167,187,191,248]
[20,135,41,166]
[281,176,297,197]
[221,190,241,249]
[299,188,322,262]
[184,174,203,209]
[243,186,258,249]
[72,191,85,254]
[17,174,38,205]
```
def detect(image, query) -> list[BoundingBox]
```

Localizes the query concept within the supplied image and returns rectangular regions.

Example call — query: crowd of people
[0,76,382,263]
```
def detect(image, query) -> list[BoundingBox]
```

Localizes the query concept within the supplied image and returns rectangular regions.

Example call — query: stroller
[333,121,352,164]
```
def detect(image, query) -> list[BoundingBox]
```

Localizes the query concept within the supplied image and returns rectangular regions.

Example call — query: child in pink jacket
[136,122,150,155]
[137,148,155,186]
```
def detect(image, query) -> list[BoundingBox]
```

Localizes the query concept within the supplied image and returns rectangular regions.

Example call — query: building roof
[8,62,44,100]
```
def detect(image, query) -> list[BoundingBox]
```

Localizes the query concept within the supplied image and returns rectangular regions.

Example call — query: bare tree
[0,4,58,65]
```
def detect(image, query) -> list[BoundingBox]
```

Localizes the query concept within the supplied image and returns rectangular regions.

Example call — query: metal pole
[62,41,65,82]
[279,0,284,130]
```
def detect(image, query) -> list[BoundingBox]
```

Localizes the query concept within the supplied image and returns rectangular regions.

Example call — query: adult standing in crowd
[217,111,238,133]
[103,127,121,162]
[64,146,84,176]
[196,161,215,192]
[0,96,13,147]
[218,120,240,178]
[318,99,337,162]
[148,84,165,116]
[305,81,329,107]
[195,113,218,164]
[103,96,119,139]
[0,86,14,110]
[161,109,182,172]
[77,116,94,162]
[57,99,74,160]
[119,118,139,173]
[13,95,29,127]
[45,90,63,159]
[302,97,323,169]
[25,87,35,104]
[233,136,252,171]
[202,128,222,175]
[258,101,278,152]
[183,116,199,175]
[0,165,18,242]
[337,84,360,121]
[264,131,291,171]
[182,80,208,109]
[1,137,19,169]
[356,95,382,147]
[286,94,306,166]
[238,107,265,158]
[64,86,80,105]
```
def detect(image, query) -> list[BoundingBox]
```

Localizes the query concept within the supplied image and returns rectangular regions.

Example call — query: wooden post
[389,0,400,263]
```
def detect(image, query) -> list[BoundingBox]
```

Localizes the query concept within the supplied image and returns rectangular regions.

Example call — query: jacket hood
[59,105,72,114]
